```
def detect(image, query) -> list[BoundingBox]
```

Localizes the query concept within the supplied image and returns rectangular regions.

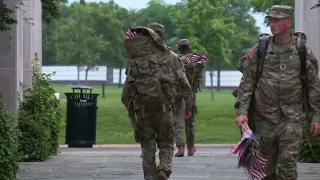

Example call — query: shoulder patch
[246,49,257,61]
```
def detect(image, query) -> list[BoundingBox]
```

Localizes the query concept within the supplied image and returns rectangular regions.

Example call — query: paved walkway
[18,146,320,180]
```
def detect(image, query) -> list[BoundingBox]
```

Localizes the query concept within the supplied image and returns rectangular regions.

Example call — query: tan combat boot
[187,146,196,156]
[174,146,185,157]
[156,170,168,180]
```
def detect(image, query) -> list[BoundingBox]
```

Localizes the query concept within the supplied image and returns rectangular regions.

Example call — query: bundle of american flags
[183,53,208,65]
[229,122,268,180]
[125,29,137,39]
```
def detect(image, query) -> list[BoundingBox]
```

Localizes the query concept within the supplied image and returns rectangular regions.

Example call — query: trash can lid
[72,86,93,90]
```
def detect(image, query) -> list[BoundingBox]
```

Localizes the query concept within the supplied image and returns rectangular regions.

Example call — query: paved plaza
[18,145,320,180]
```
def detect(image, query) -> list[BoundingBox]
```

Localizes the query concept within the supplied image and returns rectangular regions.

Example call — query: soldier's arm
[174,56,193,112]
[305,46,320,122]
[235,43,259,117]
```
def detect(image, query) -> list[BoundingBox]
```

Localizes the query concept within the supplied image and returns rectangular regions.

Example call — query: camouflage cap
[266,5,294,19]
[147,23,165,34]
[178,39,190,46]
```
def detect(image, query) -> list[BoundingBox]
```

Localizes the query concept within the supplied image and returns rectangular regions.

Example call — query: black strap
[299,39,307,83]
[256,38,269,81]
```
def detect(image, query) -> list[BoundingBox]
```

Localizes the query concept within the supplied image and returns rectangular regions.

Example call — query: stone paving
[18,146,320,180]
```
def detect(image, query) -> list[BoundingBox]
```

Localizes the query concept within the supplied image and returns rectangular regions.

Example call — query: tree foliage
[54,3,109,82]
[170,0,258,69]
[249,0,294,14]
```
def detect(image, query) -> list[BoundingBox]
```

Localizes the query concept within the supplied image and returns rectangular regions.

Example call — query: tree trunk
[85,67,90,85]
[217,61,221,92]
[77,66,80,85]
[210,70,214,101]
[118,64,122,88]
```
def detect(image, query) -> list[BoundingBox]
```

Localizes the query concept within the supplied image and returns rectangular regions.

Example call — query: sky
[68,0,271,34]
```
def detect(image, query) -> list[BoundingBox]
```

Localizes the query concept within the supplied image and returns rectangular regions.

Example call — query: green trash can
[65,86,99,148]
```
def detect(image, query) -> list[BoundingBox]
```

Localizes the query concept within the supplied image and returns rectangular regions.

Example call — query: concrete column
[0,0,24,110]
[23,0,34,88]
[22,0,42,88]
[35,0,43,69]
[294,0,304,32]
[295,0,320,73]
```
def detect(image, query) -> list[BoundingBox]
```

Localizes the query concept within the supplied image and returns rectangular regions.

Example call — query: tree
[225,0,260,69]
[311,0,320,9]
[249,0,294,14]
[170,0,237,94]
[86,2,126,67]
[169,0,237,68]
[54,3,109,83]
[0,0,75,32]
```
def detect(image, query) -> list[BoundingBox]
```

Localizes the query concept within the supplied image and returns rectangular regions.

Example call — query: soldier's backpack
[179,53,207,93]
[235,32,317,133]
[123,26,177,108]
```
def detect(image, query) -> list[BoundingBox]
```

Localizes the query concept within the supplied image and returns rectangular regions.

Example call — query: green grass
[54,84,240,145]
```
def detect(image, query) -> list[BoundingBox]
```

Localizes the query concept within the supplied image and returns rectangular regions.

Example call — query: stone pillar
[22,0,42,88]
[0,0,24,110]
[23,0,33,88]
[35,0,42,69]
[295,0,320,68]
[294,0,305,32]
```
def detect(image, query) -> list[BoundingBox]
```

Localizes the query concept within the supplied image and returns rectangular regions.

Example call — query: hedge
[18,53,62,162]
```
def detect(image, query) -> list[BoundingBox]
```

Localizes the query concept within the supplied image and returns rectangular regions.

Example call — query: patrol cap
[266,5,294,19]
[147,23,165,34]
[178,39,190,46]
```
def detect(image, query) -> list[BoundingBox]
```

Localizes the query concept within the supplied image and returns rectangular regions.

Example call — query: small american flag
[183,53,208,65]
[229,123,267,180]
[125,29,137,39]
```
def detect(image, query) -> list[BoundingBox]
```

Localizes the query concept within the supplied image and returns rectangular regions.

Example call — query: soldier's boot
[156,170,168,180]
[187,146,196,156]
[174,146,185,157]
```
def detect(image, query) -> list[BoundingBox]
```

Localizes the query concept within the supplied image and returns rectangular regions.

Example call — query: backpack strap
[256,33,271,82]
[299,39,308,85]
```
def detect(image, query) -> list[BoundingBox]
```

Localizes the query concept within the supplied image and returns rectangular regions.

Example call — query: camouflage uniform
[236,5,320,180]
[173,39,199,157]
[122,24,193,180]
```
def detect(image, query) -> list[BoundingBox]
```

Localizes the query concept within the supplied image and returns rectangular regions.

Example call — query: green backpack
[123,27,178,107]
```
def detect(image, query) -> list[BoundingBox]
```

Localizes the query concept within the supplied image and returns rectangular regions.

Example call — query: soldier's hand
[184,111,191,120]
[235,115,248,128]
[311,122,320,136]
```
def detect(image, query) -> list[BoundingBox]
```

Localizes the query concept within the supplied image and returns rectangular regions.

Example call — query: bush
[0,94,20,179]
[18,53,62,161]
[298,113,320,163]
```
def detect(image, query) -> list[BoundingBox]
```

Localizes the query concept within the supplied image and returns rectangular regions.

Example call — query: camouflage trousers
[254,114,303,180]
[135,106,174,180]
[172,98,197,148]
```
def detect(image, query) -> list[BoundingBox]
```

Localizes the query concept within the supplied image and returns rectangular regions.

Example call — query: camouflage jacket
[171,52,194,111]
[236,35,320,123]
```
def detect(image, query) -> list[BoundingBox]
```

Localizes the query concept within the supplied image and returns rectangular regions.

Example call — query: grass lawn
[54,84,240,145]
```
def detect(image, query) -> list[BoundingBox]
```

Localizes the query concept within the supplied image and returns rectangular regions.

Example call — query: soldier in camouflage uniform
[173,39,202,157]
[235,5,320,180]
[122,24,193,180]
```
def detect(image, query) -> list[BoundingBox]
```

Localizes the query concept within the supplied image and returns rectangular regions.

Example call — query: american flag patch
[183,53,208,65]
[246,49,256,60]
[125,29,137,39]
